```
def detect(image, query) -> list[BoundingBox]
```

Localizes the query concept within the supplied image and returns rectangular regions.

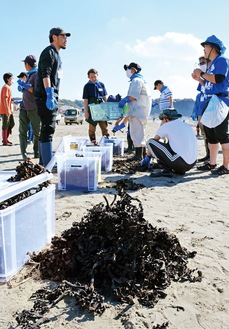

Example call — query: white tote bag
[200,95,229,128]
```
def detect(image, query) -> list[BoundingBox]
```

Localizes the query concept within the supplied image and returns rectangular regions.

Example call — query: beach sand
[0,111,228,329]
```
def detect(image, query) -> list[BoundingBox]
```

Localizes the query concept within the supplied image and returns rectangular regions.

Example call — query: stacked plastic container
[82,144,113,172]
[57,155,99,191]
[99,136,124,156]
[0,171,55,281]
[54,136,108,191]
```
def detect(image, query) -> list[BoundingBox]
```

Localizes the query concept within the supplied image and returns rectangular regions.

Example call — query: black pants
[147,139,196,174]
[36,98,57,143]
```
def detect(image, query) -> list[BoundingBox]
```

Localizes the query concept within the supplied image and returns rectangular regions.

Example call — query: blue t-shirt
[204,55,229,106]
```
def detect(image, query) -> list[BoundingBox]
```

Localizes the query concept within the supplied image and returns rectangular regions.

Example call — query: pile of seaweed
[114,178,145,191]
[7,159,46,182]
[112,159,148,174]
[16,190,201,328]
[0,160,50,210]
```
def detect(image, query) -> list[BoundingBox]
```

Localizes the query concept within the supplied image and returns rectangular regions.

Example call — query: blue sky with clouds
[1,0,229,101]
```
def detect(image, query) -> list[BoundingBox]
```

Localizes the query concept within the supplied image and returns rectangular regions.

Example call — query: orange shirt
[0,84,12,115]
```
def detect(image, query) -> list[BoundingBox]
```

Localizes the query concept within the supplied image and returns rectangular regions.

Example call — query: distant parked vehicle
[64,109,83,125]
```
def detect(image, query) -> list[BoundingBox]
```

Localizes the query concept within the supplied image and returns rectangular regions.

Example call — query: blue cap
[201,35,226,55]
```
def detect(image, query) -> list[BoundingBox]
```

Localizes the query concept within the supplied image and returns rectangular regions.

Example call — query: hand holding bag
[200,95,229,128]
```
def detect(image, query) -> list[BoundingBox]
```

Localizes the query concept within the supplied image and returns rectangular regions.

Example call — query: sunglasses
[199,62,206,65]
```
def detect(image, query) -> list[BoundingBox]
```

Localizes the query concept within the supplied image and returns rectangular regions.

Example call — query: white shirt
[126,77,152,119]
[156,119,198,164]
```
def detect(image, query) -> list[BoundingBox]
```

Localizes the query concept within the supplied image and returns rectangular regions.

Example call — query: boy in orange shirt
[0,73,15,145]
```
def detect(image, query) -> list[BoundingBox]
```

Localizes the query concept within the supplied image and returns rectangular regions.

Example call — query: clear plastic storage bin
[99,136,124,156]
[56,135,90,156]
[83,144,113,172]
[56,156,99,191]
[0,171,55,282]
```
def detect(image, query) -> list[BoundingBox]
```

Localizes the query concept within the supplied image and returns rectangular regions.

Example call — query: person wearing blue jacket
[192,56,211,162]
[192,35,229,175]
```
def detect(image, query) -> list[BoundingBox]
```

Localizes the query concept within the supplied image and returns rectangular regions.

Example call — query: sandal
[211,165,229,175]
[196,162,217,171]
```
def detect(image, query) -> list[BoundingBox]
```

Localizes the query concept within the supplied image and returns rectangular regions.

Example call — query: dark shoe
[211,165,229,175]
[39,142,52,167]
[127,155,142,161]
[127,147,143,161]
[150,169,174,178]
[152,162,163,169]
[124,147,135,154]
[125,134,134,153]
[142,147,146,158]
[197,139,210,163]
[197,162,217,171]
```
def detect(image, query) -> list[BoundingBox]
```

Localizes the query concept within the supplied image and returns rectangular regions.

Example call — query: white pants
[129,117,147,147]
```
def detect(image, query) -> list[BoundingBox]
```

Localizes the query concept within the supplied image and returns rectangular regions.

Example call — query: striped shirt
[159,85,173,110]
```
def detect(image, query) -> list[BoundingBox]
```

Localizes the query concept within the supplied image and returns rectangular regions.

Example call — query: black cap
[49,27,71,37]
[159,109,182,120]
[123,62,141,73]
[154,80,163,90]
[21,55,37,67]
[17,72,27,78]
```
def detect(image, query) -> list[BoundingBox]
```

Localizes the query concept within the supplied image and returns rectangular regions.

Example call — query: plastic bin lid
[0,171,53,203]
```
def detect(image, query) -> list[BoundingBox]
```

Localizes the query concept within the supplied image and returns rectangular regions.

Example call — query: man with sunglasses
[35,27,71,168]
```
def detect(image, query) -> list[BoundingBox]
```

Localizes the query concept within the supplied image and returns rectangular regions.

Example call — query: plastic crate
[70,150,102,183]
[56,156,99,191]
[0,171,55,282]
[0,171,53,203]
[83,144,113,172]
[56,135,90,156]
[89,102,123,121]
[99,136,124,156]
[46,135,92,171]
[83,150,102,183]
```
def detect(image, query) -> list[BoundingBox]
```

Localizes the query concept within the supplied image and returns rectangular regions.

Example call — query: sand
[0,111,228,329]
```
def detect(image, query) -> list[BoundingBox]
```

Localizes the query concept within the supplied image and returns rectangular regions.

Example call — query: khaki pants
[88,121,109,141]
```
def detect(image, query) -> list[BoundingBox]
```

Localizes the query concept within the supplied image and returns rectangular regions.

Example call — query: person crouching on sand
[141,109,198,177]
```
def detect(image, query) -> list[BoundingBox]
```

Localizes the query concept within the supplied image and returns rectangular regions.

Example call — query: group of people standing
[0,31,228,177]
[0,27,71,168]
[115,34,229,176]
[141,35,229,177]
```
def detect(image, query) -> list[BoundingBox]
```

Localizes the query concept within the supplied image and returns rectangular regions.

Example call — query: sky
[1,0,229,102]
